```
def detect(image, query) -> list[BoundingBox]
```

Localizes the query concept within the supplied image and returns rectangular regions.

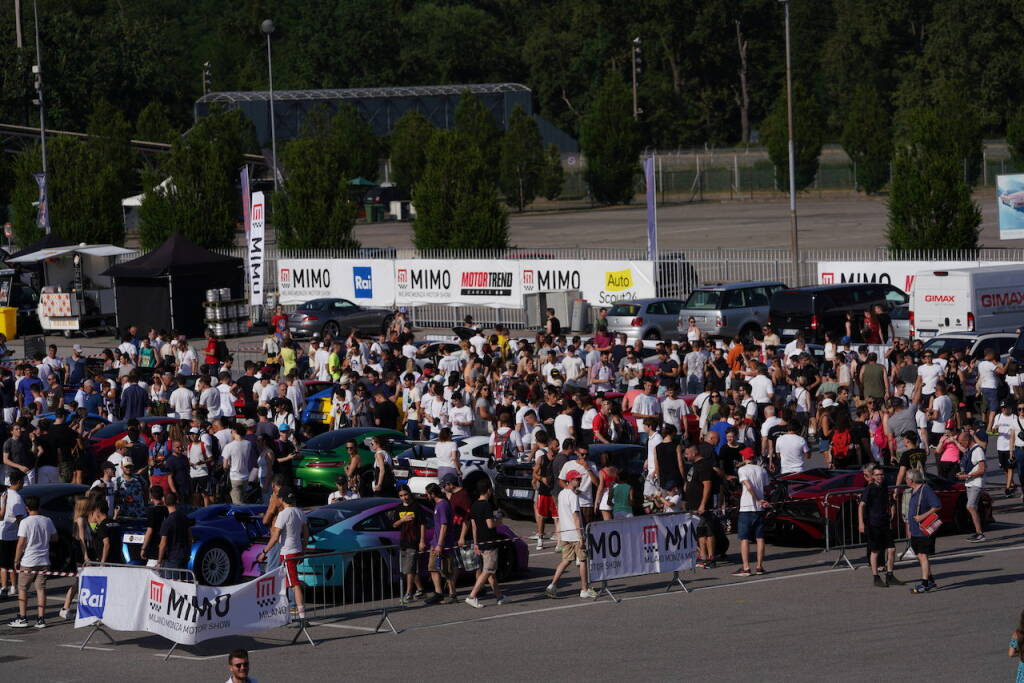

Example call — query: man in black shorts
[684,445,718,568]
[858,465,903,588]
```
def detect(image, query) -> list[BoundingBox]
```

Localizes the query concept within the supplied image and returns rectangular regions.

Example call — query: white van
[911,265,1024,338]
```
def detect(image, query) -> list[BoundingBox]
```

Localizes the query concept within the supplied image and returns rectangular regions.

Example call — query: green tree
[841,83,893,194]
[1008,106,1024,165]
[138,108,256,249]
[540,144,565,201]
[761,82,825,192]
[894,80,984,186]
[498,106,544,211]
[887,107,981,250]
[273,105,378,250]
[389,110,435,194]
[8,145,45,248]
[579,73,642,205]
[412,130,508,250]
[454,91,501,183]
[135,101,179,144]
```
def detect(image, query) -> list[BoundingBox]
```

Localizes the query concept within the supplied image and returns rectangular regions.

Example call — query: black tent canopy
[103,232,243,337]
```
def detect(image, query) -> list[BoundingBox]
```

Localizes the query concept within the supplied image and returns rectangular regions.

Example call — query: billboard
[394,259,522,307]
[998,174,1024,240]
[277,259,395,308]
[817,261,1023,295]
[521,260,655,306]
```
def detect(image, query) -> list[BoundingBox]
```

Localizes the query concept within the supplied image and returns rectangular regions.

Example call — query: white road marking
[0,637,24,642]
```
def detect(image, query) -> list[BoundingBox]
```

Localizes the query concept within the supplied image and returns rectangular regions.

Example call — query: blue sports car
[122,504,268,586]
[298,497,529,592]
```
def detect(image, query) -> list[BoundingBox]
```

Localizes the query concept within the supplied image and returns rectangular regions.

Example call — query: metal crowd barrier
[78,561,196,654]
[823,486,909,570]
[290,544,404,644]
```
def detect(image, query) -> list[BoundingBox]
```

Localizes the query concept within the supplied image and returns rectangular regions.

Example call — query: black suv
[769,283,907,343]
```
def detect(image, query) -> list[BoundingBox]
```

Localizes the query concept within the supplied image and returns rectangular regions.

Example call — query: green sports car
[294,427,411,496]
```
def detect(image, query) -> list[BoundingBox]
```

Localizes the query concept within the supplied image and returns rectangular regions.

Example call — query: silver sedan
[287,298,395,339]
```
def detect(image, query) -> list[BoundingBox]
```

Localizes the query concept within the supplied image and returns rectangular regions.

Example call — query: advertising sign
[75,566,289,645]
[998,174,1024,240]
[277,259,395,308]
[248,191,265,306]
[586,512,698,582]
[817,261,1024,295]
[521,260,656,305]
[394,259,522,307]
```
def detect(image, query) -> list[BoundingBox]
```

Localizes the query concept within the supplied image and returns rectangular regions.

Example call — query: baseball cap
[740,447,757,460]
[663,480,679,490]
[565,470,582,481]
[151,424,163,433]
[820,398,835,408]
[72,344,83,352]
[189,427,201,434]
[440,473,459,486]
[278,423,291,431]
[336,475,347,485]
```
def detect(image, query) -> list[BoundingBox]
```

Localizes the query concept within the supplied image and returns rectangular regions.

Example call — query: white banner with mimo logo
[276,258,656,308]
[586,512,698,582]
[817,261,1024,295]
[277,259,396,308]
[75,565,289,645]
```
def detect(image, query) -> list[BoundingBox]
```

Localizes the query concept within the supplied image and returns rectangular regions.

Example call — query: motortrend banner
[75,565,289,645]
[586,512,698,582]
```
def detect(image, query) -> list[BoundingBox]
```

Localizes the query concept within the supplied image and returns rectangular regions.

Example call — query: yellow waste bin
[0,307,17,339]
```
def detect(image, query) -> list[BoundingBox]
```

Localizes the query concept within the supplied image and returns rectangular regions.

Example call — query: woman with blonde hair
[59,495,94,620]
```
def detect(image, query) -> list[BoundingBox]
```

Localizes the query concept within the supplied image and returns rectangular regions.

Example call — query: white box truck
[912,265,1024,337]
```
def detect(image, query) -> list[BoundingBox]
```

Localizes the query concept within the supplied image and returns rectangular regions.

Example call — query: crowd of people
[0,307,1010,626]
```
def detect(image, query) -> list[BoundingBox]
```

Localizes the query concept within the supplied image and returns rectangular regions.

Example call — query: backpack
[215,339,230,362]
[496,429,520,461]
[960,444,982,475]
[831,429,852,457]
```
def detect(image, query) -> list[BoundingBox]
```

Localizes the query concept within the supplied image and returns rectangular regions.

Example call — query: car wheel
[381,314,395,335]
[322,321,341,339]
[194,543,238,586]
[644,329,660,340]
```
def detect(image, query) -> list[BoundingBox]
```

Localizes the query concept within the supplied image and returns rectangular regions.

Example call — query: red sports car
[87,416,182,460]
[767,468,994,543]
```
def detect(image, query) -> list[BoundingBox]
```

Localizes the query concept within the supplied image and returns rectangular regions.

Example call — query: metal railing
[823,487,909,570]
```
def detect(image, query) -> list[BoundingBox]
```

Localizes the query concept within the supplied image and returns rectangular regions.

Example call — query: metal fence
[823,487,909,570]
[120,244,1024,332]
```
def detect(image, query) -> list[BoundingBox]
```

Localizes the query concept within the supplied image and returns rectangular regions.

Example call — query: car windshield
[683,290,722,310]
[922,338,973,355]
[306,507,358,537]
[608,303,640,317]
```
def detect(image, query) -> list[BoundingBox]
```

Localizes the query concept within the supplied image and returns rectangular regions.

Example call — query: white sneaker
[583,588,599,599]
[465,596,483,609]
[528,533,542,540]
[495,597,506,605]
[58,608,69,620]
[535,539,543,550]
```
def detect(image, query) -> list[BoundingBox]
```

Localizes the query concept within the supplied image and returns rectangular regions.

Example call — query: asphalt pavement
[1,444,1022,682]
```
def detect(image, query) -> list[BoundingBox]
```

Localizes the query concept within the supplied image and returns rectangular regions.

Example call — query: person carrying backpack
[489,415,522,462]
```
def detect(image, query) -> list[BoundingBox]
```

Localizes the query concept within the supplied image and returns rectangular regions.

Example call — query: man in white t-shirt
[222,426,252,504]
[660,384,689,431]
[0,472,26,598]
[11,494,57,628]
[977,350,1004,433]
[553,402,576,447]
[749,365,774,417]
[927,382,954,449]
[168,377,195,420]
[643,418,663,498]
[558,445,598,520]
[916,353,943,401]
[544,471,595,600]
[197,376,221,419]
[561,349,586,389]
[775,423,810,474]
[760,406,782,457]
[735,448,770,576]
[447,394,473,438]
[257,488,307,623]
[958,431,988,542]
[489,417,523,460]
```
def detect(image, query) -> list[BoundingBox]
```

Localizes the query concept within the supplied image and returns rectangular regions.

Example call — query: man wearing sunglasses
[226,649,257,683]
[858,465,903,588]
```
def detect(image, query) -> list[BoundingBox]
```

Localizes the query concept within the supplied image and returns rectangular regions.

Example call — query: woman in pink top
[936,428,963,482]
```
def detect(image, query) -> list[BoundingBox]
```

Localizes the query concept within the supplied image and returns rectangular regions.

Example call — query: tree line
[3,0,1024,249]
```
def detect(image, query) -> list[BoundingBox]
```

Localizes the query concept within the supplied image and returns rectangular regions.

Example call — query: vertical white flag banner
[248,191,265,306]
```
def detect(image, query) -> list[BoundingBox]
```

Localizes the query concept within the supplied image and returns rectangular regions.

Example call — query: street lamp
[261,19,278,192]
[780,0,799,285]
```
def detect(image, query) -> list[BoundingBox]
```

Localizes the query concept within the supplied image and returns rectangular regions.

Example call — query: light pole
[781,0,799,285]
[33,0,49,234]
[261,19,278,192]
[631,36,641,121]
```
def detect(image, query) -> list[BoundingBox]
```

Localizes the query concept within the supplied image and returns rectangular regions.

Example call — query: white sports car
[394,435,496,497]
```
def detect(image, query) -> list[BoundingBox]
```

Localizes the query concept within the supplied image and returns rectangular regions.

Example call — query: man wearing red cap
[733,448,770,577]
[544,470,596,600]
